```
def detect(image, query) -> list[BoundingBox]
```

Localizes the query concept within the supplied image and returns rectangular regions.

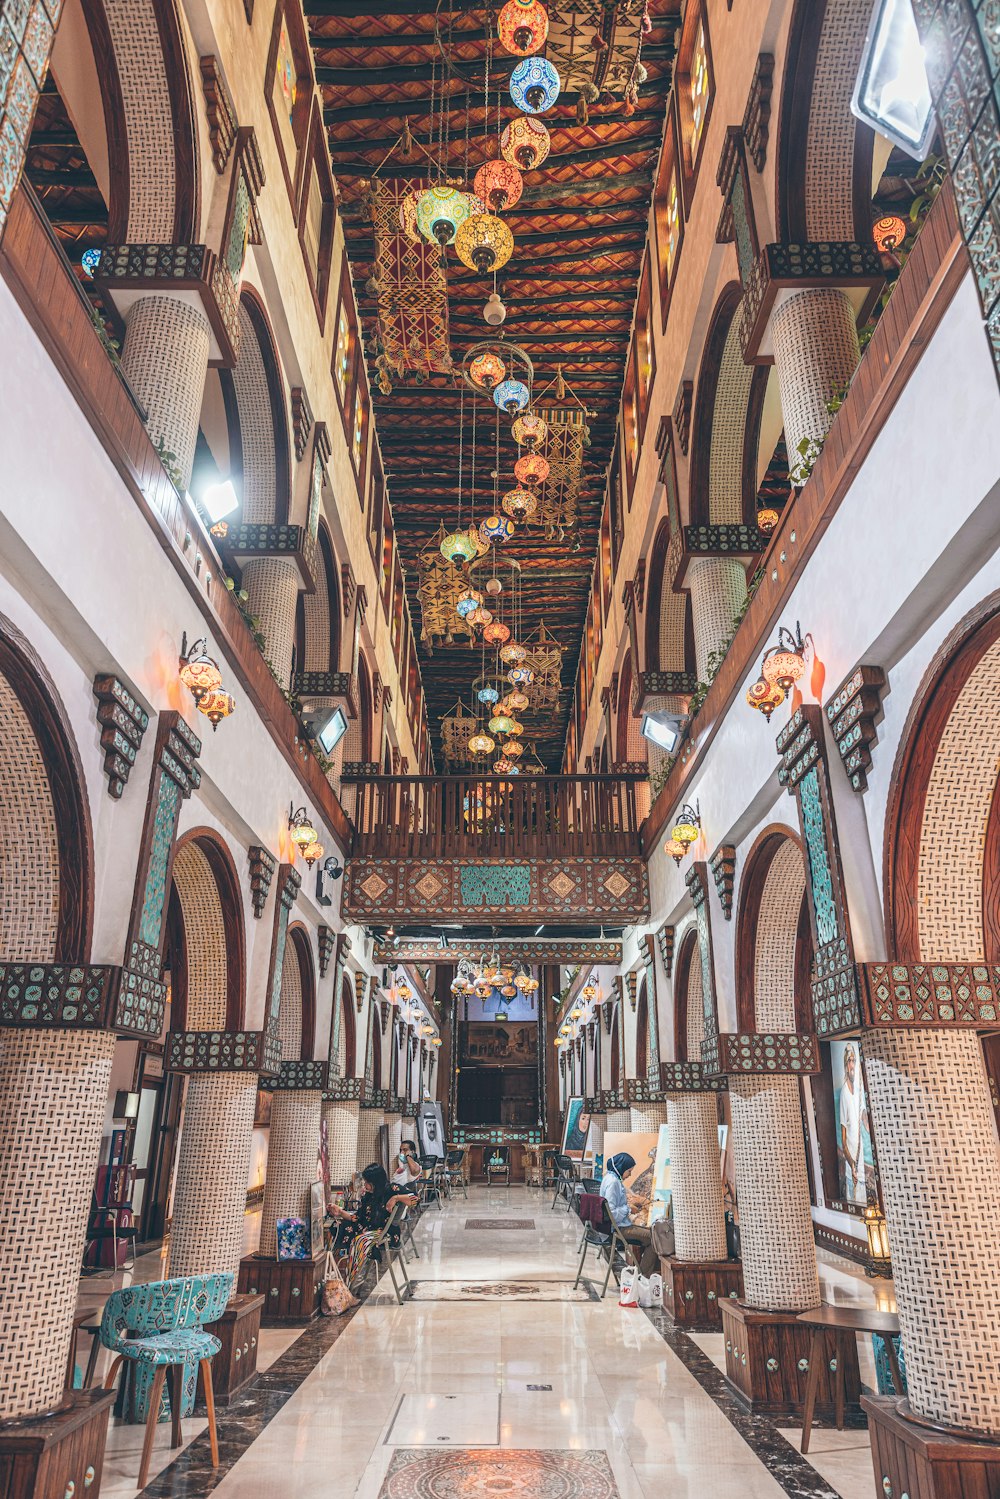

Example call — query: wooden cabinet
[0,1389,114,1499]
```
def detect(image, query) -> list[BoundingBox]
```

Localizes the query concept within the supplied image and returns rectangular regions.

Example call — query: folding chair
[573,1178,602,1249]
[399,1203,420,1261]
[418,1155,445,1209]
[485,1145,511,1188]
[369,1202,412,1305]
[551,1153,576,1210]
[574,1193,631,1297]
[444,1148,468,1199]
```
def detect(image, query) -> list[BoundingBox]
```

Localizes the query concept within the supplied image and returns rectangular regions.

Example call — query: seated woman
[392,1139,424,1189]
[600,1152,659,1276]
[344,1164,419,1291]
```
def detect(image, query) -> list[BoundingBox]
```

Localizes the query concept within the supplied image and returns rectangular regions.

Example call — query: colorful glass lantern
[500,983,518,1000]
[475,981,494,999]
[506,688,529,710]
[500,640,526,664]
[469,351,507,389]
[873,214,907,253]
[493,757,514,774]
[762,647,805,692]
[484,619,512,646]
[508,665,534,684]
[581,980,599,1002]
[469,731,496,756]
[510,56,560,113]
[502,487,537,519]
[456,588,483,618]
[480,513,516,544]
[666,838,686,865]
[671,804,700,850]
[197,688,236,730]
[478,684,500,704]
[745,676,785,720]
[301,839,325,867]
[81,248,101,278]
[504,717,524,735]
[416,185,473,246]
[289,806,318,851]
[488,712,516,734]
[179,640,223,702]
[498,0,549,54]
[456,212,515,274]
[469,604,494,627]
[467,524,490,558]
[502,739,523,758]
[486,576,503,596]
[512,411,548,447]
[473,158,524,211]
[440,528,478,566]
[493,379,530,414]
[514,453,550,488]
[501,115,551,170]
[757,507,780,534]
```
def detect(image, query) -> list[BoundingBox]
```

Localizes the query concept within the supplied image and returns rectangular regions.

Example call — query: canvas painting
[831,1039,874,1204]
[310,1180,325,1258]
[561,1097,590,1160]
[276,1217,310,1261]
[602,1132,659,1225]
[649,1124,671,1224]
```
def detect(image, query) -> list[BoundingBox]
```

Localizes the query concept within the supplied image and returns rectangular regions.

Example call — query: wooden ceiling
[307,0,679,768]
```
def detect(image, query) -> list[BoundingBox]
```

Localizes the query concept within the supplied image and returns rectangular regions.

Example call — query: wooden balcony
[344,774,649,925]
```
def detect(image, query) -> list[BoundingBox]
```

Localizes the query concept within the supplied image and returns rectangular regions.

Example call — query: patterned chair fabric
[100,1273,233,1367]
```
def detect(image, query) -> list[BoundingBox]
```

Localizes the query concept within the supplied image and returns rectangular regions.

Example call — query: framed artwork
[649,1124,672,1224]
[310,1180,325,1258]
[254,1088,272,1127]
[603,1132,659,1224]
[561,1096,590,1160]
[276,1217,310,1260]
[831,1039,874,1206]
[417,1100,445,1160]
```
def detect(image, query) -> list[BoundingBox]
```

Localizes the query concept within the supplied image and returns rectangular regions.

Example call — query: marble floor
[74,1188,888,1497]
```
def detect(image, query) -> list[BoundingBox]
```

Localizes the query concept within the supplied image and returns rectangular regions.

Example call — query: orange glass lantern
[469,351,507,389]
[760,623,811,692]
[745,676,786,721]
[514,453,550,488]
[497,0,549,55]
[469,605,494,628]
[500,115,551,170]
[196,687,235,730]
[757,507,780,534]
[473,158,524,211]
[484,619,512,646]
[179,636,223,702]
[873,214,907,253]
[500,640,526,664]
[502,486,537,519]
[512,411,547,448]
[665,838,686,865]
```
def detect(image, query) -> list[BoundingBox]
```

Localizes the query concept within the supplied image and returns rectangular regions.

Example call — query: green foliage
[89,305,121,367]
[788,434,824,487]
[908,152,946,230]
[152,434,184,493]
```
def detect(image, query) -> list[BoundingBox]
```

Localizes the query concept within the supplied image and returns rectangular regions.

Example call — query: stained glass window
[334,306,351,397]
[689,19,710,164]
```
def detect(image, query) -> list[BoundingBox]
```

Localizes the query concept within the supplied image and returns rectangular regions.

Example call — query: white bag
[636,1274,653,1308]
[648,1272,664,1308]
[618,1266,639,1309]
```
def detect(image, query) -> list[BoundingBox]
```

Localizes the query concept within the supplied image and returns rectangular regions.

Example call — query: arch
[689,284,767,530]
[344,652,375,765]
[80,0,198,243]
[642,517,693,680]
[610,1002,621,1086]
[615,653,646,766]
[0,616,93,962]
[220,290,292,528]
[635,976,648,1075]
[734,826,813,1034]
[673,925,702,1062]
[167,830,246,1032]
[884,593,1000,963]
[339,971,357,1077]
[775,0,875,244]
[278,923,316,1062]
[371,1003,383,1084]
[296,522,342,674]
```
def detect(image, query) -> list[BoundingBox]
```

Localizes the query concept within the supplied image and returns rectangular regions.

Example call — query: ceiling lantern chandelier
[500,640,526,664]
[493,757,516,774]
[497,0,549,55]
[415,185,477,246]
[473,158,524,211]
[510,57,560,114]
[501,115,551,170]
[505,687,529,710]
[469,604,494,628]
[502,738,524,758]
[469,351,507,390]
[480,512,516,545]
[478,683,500,705]
[469,729,496,756]
[455,211,515,274]
[494,378,530,414]
[512,411,548,448]
[489,711,516,735]
[502,486,537,519]
[514,453,549,488]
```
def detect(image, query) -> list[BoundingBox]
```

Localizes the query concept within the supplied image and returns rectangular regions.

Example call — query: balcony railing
[351,775,645,860]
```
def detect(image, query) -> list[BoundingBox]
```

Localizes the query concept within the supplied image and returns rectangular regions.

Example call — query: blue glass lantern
[508,665,535,685]
[493,379,530,414]
[456,588,482,619]
[480,513,516,545]
[81,248,101,278]
[510,57,560,114]
[478,685,500,705]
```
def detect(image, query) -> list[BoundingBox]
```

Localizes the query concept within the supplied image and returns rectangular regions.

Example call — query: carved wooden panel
[825,665,887,793]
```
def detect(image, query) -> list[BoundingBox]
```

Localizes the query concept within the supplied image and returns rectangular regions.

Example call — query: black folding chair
[551,1153,576,1210]
[485,1145,511,1188]
[444,1148,468,1199]
[574,1193,631,1297]
[418,1154,445,1210]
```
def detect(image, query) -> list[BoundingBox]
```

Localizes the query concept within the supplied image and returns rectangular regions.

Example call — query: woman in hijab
[344,1164,419,1292]
[600,1152,658,1276]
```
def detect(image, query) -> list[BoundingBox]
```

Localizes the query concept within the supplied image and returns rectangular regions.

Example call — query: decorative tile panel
[637,670,699,701]
[260,1059,329,1090]
[0,0,60,236]
[345,858,649,923]
[95,243,240,365]
[92,674,149,799]
[825,665,887,792]
[683,523,766,555]
[858,963,1000,1029]
[716,1031,821,1074]
[323,1075,363,1102]
[0,963,117,1027]
[710,845,736,919]
[660,1060,727,1092]
[291,670,356,705]
[248,845,276,919]
[166,1029,263,1071]
[740,240,885,363]
[261,865,301,1074]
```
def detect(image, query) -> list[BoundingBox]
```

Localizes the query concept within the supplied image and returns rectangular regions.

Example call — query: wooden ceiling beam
[329,134,663,176]
[323,97,662,129]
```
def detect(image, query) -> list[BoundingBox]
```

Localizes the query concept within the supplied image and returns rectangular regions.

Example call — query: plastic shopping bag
[636,1274,653,1308]
[618,1265,639,1309]
[648,1272,664,1308]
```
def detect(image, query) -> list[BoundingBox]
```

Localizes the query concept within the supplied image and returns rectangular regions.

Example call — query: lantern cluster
[744,623,811,722]
[178,634,235,731]
[664,803,701,866]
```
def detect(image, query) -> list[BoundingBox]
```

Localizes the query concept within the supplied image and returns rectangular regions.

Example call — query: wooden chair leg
[138,1366,167,1491]
[200,1359,220,1469]
[165,1365,183,1449]
[102,1353,123,1391]
[83,1331,101,1390]
[799,1330,823,1455]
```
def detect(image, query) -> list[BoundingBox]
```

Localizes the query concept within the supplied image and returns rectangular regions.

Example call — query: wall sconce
[581,977,600,1003]
[667,802,701,865]
[179,633,235,731]
[432,1036,442,1048]
[864,1203,892,1277]
[288,803,324,866]
[396,978,412,1003]
[745,622,812,721]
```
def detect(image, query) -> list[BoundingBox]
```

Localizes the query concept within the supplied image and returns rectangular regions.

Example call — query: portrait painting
[831,1040,874,1205]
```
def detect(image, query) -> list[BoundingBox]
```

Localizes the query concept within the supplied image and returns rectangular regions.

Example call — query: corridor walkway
[91,1185,888,1497]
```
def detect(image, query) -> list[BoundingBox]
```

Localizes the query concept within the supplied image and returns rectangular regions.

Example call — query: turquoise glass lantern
[478,685,500,705]
[510,57,560,114]
[456,589,482,619]
[81,248,101,278]
[493,379,530,414]
[416,185,474,246]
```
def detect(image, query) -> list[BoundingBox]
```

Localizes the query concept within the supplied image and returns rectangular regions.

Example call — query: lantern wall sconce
[667,801,701,865]
[178,633,235,730]
[745,621,812,720]
[864,1203,892,1277]
[288,803,324,866]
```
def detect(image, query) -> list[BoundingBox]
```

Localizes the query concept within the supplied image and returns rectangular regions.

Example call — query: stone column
[688,556,747,682]
[666,1092,728,1261]
[865,1029,1000,1434]
[0,1030,115,1420]
[257,1089,322,1258]
[383,1110,402,1163]
[356,1107,383,1170]
[170,1073,258,1278]
[629,1101,667,1134]
[239,558,300,687]
[605,1108,631,1132]
[728,1074,820,1310]
[324,1098,360,1184]
[119,295,211,489]
[770,287,860,476]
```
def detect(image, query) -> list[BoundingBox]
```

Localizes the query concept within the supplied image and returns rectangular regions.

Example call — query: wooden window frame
[332,260,356,435]
[264,0,314,217]
[296,100,337,331]
[380,504,395,620]
[634,248,656,443]
[599,496,613,620]
[368,442,385,567]
[653,115,684,333]
[350,346,371,492]
[621,346,641,502]
[674,0,715,214]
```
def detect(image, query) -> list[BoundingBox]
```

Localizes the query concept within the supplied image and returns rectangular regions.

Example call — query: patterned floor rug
[405,1280,597,1302]
[464,1220,536,1230]
[378,1447,622,1497]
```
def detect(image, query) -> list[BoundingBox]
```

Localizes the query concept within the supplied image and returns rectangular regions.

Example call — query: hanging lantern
[864,1203,892,1276]
[179,637,223,702]
[480,513,516,545]
[500,640,526,664]
[415,185,473,246]
[508,664,534,684]
[469,604,494,628]
[581,979,599,1002]
[196,687,236,731]
[666,838,686,865]
[489,712,516,734]
[757,507,780,534]
[456,212,515,275]
[510,57,560,114]
[477,684,500,705]
[505,687,529,710]
[301,839,325,867]
[398,187,423,242]
[501,115,551,170]
[500,983,518,1000]
[761,623,811,691]
[81,247,101,278]
[456,587,483,618]
[502,486,537,519]
[498,0,549,55]
[493,379,530,415]
[745,676,786,720]
[504,717,524,735]
[671,803,701,850]
[475,981,494,999]
[873,214,907,254]
[493,757,514,774]
[514,453,550,488]
[512,411,548,448]
[473,158,524,211]
[469,351,507,390]
[502,738,524,758]
[289,805,318,852]
[469,730,496,756]
[440,528,478,567]
[486,576,503,597]
[484,619,512,646]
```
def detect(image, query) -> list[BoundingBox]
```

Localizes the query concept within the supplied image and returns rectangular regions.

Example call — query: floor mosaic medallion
[464,1220,536,1231]
[378,1447,622,1497]
[405,1281,596,1302]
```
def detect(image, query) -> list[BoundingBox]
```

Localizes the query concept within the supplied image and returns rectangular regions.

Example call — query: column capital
[95,244,240,366]
[710,1031,821,1076]
[223,524,318,592]
[260,1060,329,1090]
[660,1060,728,1093]
[858,963,1000,1030]
[165,1029,264,1072]
[740,241,885,364]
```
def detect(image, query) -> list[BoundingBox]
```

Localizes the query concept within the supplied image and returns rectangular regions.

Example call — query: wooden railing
[351,775,645,859]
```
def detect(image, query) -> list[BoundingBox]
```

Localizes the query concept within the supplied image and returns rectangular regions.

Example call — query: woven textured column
[687,556,747,682]
[119,294,211,488]
[771,287,860,469]
[240,558,300,687]
[0,1029,115,1420]
[729,1075,820,1310]
[865,1029,1000,1434]
[356,1108,383,1170]
[258,1089,322,1258]
[629,1102,667,1132]
[323,1099,360,1184]
[170,1072,257,1279]
[666,1093,728,1260]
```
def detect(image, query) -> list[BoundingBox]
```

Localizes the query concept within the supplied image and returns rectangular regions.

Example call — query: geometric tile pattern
[824,664,887,792]
[704,313,756,525]
[171,839,230,1030]
[0,1028,115,1419]
[858,963,1000,1028]
[344,858,650,923]
[102,0,176,239]
[800,0,871,241]
[0,668,59,959]
[717,1031,819,1074]
[752,834,803,1032]
[666,1091,728,1261]
[378,1448,623,1497]
[687,555,747,681]
[92,673,150,798]
[0,0,60,239]
[323,1097,360,1184]
[169,1072,257,1281]
[258,1088,322,1258]
[355,1104,382,1171]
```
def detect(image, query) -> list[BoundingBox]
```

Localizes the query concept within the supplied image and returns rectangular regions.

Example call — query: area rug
[405,1280,597,1302]
[378,1447,622,1497]
[464,1219,536,1230]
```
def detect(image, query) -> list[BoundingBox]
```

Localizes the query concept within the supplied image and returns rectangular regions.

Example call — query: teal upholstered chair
[100,1272,232,1488]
